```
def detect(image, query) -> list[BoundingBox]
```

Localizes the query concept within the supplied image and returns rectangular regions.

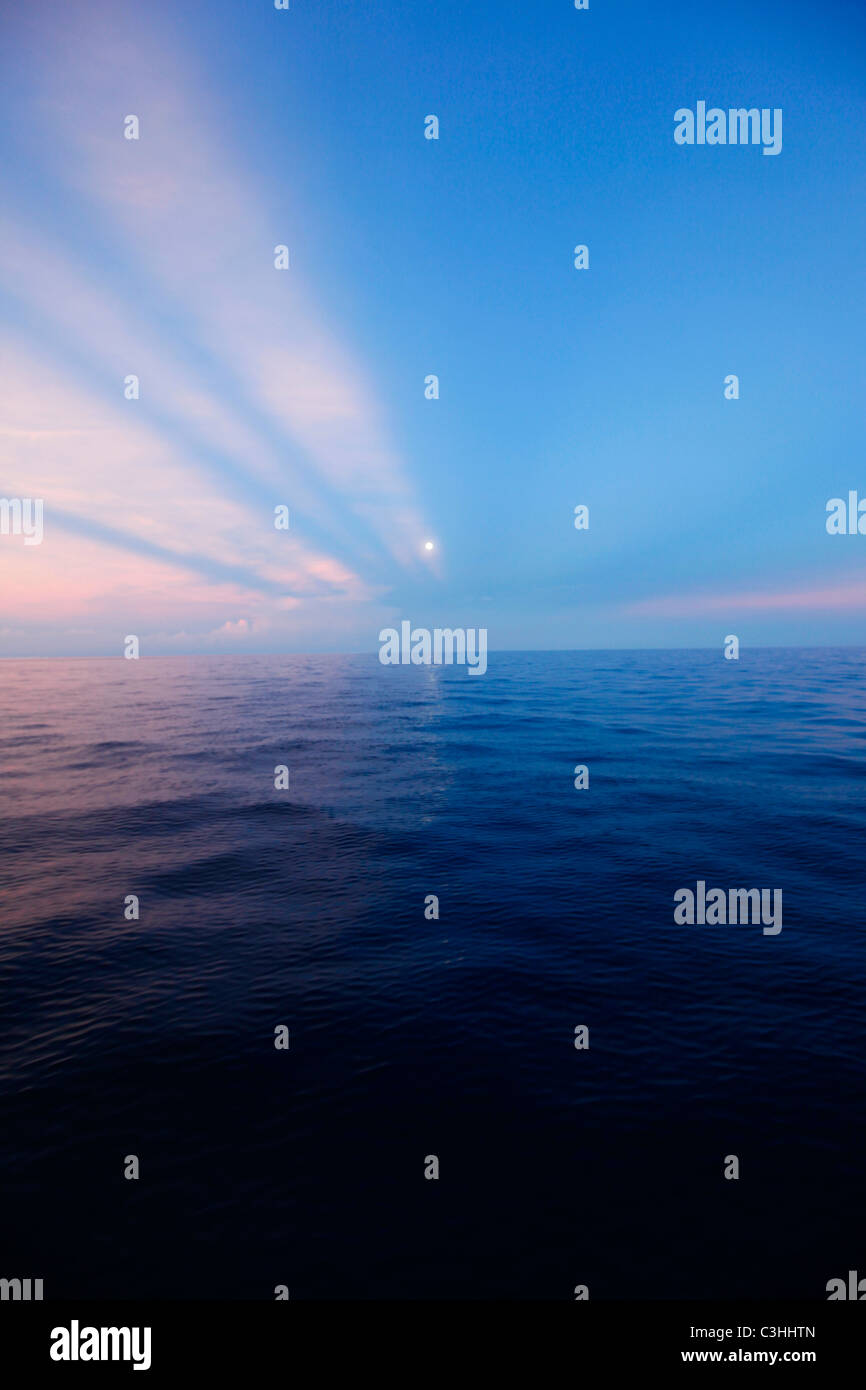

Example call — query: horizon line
[2,642,866,662]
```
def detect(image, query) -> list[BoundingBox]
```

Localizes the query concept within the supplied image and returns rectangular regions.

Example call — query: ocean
[1,647,864,1299]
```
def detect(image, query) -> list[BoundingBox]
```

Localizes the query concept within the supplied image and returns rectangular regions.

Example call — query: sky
[0,0,864,657]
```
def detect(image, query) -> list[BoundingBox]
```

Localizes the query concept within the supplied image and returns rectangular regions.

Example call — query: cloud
[12,0,427,566]
[0,0,431,653]
[626,580,866,617]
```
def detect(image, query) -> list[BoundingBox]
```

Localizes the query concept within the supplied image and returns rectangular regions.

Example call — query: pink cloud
[0,342,375,616]
[627,581,866,617]
[11,2,430,568]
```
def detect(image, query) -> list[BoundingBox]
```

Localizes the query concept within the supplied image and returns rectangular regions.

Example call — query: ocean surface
[1,648,864,1300]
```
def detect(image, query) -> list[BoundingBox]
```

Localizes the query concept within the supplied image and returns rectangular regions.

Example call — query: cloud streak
[626,580,866,617]
[0,0,429,652]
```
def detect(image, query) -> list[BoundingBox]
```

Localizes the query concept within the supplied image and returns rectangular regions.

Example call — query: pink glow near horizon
[627,581,866,617]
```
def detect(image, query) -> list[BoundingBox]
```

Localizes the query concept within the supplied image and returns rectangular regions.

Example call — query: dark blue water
[1,649,864,1299]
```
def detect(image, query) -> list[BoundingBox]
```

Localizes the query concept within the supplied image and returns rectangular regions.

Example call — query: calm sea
[1,648,864,1299]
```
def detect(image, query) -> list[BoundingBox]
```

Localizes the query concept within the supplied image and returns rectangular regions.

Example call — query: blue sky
[1,0,864,655]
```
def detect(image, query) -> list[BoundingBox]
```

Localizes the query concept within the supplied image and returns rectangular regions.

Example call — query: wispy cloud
[0,0,429,651]
[627,580,866,617]
[23,0,426,557]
